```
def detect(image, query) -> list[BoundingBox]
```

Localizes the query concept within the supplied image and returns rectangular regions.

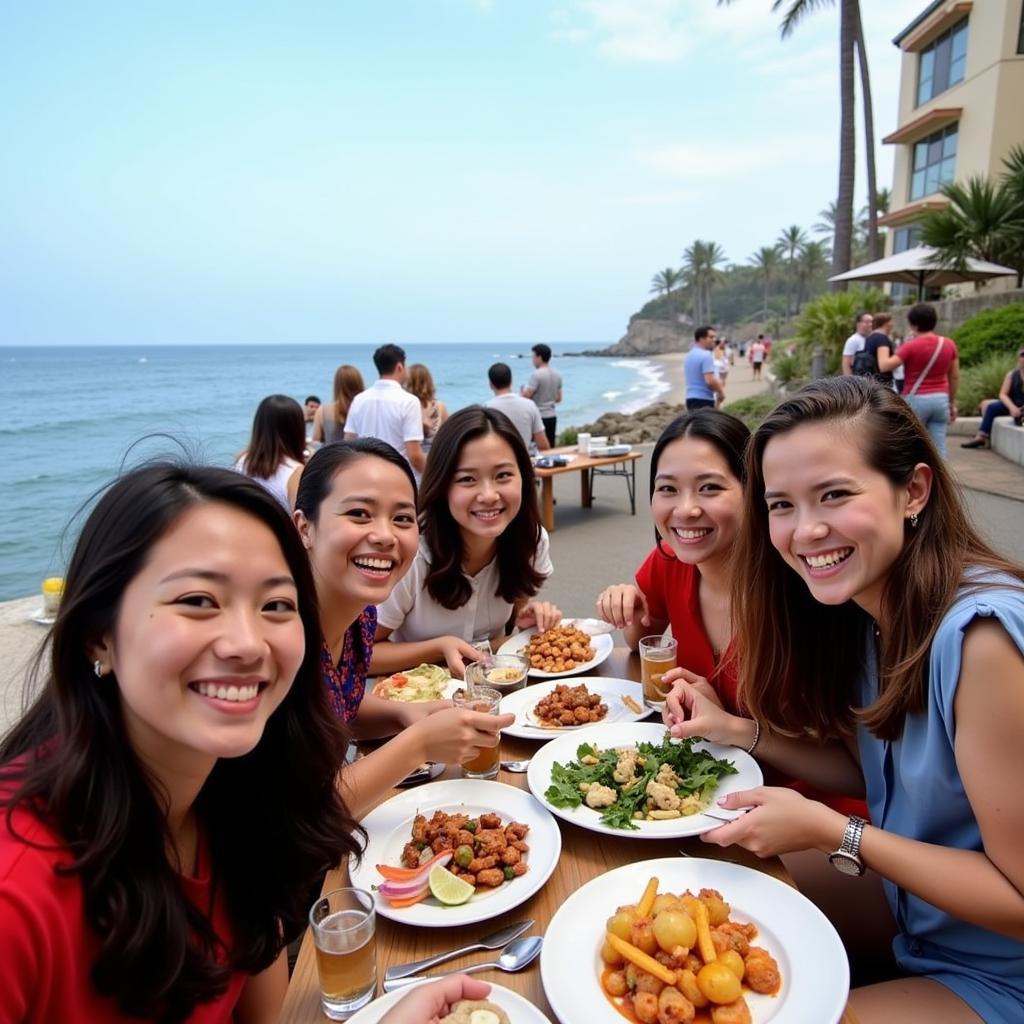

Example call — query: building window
[893,226,921,253]
[917,18,968,105]
[910,124,957,200]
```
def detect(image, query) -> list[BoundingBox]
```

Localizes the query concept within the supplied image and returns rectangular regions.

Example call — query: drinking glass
[453,684,502,779]
[639,635,678,709]
[41,577,63,617]
[469,654,529,695]
[309,888,376,1020]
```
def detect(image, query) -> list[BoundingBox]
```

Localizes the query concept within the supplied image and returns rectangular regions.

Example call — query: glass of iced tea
[309,888,376,1020]
[639,635,678,710]
[453,684,502,779]
[473,654,529,695]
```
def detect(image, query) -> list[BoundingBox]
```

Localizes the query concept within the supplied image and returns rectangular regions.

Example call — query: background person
[234,393,307,508]
[313,364,365,445]
[712,340,730,405]
[684,325,724,410]
[405,362,449,456]
[303,395,321,441]
[374,406,560,677]
[749,334,767,381]
[0,464,362,1022]
[852,312,895,389]
[961,347,1024,449]
[670,377,1024,1021]
[841,311,874,375]
[521,343,562,447]
[486,361,550,455]
[345,343,425,477]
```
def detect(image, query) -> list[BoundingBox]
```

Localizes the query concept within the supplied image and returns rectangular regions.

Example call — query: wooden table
[281,650,856,1023]
[533,449,643,532]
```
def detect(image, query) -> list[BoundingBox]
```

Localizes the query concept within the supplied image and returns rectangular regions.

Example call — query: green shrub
[956,352,1015,416]
[768,349,808,385]
[952,303,1024,368]
[794,288,889,373]
[722,393,779,430]
[557,425,578,447]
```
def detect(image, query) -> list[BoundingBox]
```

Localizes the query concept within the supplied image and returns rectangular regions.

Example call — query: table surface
[280,649,857,1024]
[531,448,642,477]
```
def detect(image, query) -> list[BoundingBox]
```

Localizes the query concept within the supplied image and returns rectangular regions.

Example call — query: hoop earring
[93,659,104,678]
[909,512,919,529]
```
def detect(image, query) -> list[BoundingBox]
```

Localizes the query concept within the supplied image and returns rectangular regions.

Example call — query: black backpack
[851,345,876,377]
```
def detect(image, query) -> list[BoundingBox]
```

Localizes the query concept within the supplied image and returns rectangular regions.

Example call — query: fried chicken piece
[657,986,696,1023]
[710,997,752,1024]
[501,846,521,866]
[467,855,498,873]
[479,812,501,829]
[476,868,505,887]
[744,948,781,995]
[505,822,529,840]
[510,861,527,876]
[401,841,421,869]
[474,828,507,854]
[411,814,428,843]
[712,923,754,957]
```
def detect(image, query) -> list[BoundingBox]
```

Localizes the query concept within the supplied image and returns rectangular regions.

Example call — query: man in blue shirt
[684,325,724,411]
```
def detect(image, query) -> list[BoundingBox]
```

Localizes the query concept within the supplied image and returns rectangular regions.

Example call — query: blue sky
[2,0,928,345]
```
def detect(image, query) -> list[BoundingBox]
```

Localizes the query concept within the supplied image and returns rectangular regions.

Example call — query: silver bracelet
[745,718,761,756]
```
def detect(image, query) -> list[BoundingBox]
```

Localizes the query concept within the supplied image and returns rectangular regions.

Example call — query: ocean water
[0,342,669,600]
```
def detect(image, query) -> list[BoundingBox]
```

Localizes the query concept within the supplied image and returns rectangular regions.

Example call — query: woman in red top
[0,464,363,1023]
[879,302,959,456]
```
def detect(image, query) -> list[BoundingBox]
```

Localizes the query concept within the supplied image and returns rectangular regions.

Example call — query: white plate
[369,676,462,702]
[541,857,849,1024]
[499,676,652,739]
[346,981,552,1024]
[29,609,55,626]
[350,779,561,928]
[498,626,614,679]
[526,722,763,839]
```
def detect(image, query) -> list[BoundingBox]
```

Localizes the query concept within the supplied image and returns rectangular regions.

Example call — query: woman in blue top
[666,377,1024,1021]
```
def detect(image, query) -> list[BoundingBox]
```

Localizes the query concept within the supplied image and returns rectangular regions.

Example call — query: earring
[93,659,104,677]
[909,512,919,529]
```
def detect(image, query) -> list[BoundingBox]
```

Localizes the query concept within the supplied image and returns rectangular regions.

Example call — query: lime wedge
[428,863,475,906]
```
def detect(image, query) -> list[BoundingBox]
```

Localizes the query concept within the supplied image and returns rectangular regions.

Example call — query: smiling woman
[0,463,362,1023]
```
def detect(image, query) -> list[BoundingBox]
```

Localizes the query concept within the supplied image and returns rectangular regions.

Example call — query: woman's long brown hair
[734,376,1023,741]
[332,364,365,424]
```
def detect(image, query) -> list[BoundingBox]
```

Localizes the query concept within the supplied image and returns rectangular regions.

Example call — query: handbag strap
[906,336,946,398]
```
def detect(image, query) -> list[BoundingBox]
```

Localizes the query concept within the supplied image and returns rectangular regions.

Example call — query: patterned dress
[320,605,377,723]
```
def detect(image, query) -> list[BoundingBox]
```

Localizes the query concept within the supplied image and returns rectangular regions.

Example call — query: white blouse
[377,530,553,644]
[233,456,302,510]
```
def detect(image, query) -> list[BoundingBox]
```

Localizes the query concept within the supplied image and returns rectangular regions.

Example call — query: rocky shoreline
[564,318,691,358]
[575,400,686,445]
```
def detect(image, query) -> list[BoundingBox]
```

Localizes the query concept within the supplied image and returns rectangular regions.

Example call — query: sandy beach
[648,351,768,408]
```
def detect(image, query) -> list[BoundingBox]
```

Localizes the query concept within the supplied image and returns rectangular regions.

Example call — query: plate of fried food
[345,982,552,1024]
[498,620,615,678]
[370,663,461,702]
[541,857,849,1024]
[498,677,652,739]
[527,723,762,839]
[349,779,561,927]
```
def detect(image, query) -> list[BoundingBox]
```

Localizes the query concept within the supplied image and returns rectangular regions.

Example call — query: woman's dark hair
[419,406,544,608]
[734,376,1024,741]
[241,394,306,480]
[906,302,938,333]
[295,438,418,523]
[648,409,750,555]
[0,464,363,1022]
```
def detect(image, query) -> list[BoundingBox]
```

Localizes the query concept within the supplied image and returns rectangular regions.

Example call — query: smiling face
[98,503,305,771]
[447,431,523,549]
[296,455,418,608]
[761,423,930,620]
[651,436,743,568]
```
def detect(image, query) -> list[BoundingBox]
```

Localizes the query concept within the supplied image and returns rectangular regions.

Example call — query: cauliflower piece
[613,750,639,785]
[646,780,682,811]
[655,762,682,789]
[585,783,618,808]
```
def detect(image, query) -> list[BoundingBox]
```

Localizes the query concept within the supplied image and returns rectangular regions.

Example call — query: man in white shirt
[841,312,874,375]
[344,344,425,474]
[485,363,550,455]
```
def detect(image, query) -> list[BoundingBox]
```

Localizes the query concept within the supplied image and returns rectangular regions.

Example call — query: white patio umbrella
[829,245,1017,299]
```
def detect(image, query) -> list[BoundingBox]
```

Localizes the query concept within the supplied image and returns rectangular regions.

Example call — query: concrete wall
[889,287,1024,334]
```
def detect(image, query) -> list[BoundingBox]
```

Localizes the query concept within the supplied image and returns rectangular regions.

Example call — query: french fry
[605,932,677,985]
[693,899,717,964]
[637,876,659,918]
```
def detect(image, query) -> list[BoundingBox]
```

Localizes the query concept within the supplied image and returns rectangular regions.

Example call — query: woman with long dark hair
[234,394,307,508]
[313,364,365,445]
[0,463,362,1022]
[668,377,1024,1021]
[372,406,560,677]
[293,439,512,816]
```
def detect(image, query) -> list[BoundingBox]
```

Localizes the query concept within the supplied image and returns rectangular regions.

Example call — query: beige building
[881,0,1024,291]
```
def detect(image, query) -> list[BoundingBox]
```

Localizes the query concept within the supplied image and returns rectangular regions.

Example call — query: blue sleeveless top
[856,575,1024,1019]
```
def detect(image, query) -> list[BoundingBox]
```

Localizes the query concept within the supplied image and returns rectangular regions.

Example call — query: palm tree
[683,240,728,324]
[777,225,808,320]
[650,267,685,321]
[853,3,880,261]
[719,0,865,286]
[794,239,831,312]
[750,245,784,318]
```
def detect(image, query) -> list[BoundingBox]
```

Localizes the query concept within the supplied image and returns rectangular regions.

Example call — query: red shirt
[0,800,247,1024]
[900,333,957,395]
[634,547,867,818]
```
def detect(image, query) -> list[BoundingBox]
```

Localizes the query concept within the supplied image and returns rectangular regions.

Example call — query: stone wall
[889,287,1024,335]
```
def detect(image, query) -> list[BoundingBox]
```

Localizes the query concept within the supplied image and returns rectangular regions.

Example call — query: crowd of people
[1,330,1023,1021]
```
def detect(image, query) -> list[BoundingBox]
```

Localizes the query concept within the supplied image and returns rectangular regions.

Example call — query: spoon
[500,759,532,773]
[382,935,543,992]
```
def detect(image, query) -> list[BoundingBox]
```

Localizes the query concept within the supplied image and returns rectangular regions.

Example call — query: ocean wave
[602,390,622,401]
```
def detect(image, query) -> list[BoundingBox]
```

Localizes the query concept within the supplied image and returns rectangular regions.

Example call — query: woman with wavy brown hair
[665,377,1024,1021]
[404,362,449,455]
[313,364,365,445]
[0,464,363,1023]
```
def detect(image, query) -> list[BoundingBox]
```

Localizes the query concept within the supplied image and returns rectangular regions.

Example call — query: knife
[383,919,534,981]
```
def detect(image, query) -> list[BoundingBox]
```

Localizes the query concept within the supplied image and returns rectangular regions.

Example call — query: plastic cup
[639,635,678,709]
[41,578,64,617]
[453,684,502,779]
[309,888,376,1020]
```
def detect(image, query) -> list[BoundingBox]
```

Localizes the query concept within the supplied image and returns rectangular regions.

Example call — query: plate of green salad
[526,723,762,837]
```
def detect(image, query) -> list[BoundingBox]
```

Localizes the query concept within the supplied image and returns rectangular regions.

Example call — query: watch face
[829,851,864,877]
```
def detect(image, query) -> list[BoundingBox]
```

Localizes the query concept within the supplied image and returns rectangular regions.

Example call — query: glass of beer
[474,654,529,695]
[309,888,376,1020]
[453,684,502,779]
[639,635,678,710]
